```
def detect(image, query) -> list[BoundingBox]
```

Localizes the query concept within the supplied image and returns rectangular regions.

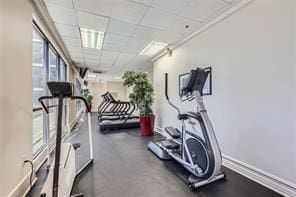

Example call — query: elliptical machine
[148,68,225,189]
[39,82,94,197]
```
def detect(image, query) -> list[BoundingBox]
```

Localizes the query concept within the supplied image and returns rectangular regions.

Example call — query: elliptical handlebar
[164,73,181,114]
[165,73,169,100]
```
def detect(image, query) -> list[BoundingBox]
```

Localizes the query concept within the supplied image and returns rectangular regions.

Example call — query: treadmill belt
[99,119,140,131]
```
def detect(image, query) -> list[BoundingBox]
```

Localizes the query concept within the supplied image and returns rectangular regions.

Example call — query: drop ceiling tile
[72,55,84,61]
[76,62,85,67]
[67,46,83,54]
[104,33,129,46]
[132,25,158,39]
[110,0,148,24]
[85,59,100,66]
[126,57,151,70]
[140,8,176,30]
[223,0,240,3]
[87,64,99,70]
[167,16,201,35]
[45,0,74,8]
[55,24,80,38]
[46,3,77,25]
[114,53,136,66]
[84,54,100,61]
[153,30,182,44]
[74,0,113,17]
[121,37,151,53]
[180,0,228,22]
[152,0,191,15]
[100,51,119,64]
[62,36,82,47]
[129,0,153,6]
[77,11,109,32]
[98,63,113,69]
[107,19,136,36]
[83,48,101,55]
[103,43,125,52]
[138,61,153,71]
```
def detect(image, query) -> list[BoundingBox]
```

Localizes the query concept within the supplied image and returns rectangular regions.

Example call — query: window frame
[32,22,69,157]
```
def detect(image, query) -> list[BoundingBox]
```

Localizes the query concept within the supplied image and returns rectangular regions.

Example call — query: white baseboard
[8,171,37,197]
[222,155,296,197]
[154,125,296,197]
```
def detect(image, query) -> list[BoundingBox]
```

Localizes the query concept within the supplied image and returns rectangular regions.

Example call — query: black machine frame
[39,82,93,197]
[179,67,212,101]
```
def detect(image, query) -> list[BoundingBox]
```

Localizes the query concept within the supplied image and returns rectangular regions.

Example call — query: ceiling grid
[44,0,241,80]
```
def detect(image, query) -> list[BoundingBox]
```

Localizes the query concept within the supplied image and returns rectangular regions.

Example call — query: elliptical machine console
[148,68,225,189]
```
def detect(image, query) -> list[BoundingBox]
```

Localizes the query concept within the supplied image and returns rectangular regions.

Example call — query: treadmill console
[47,81,73,97]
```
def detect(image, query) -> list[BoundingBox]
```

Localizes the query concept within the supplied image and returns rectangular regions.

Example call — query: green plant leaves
[122,71,154,116]
[80,88,93,106]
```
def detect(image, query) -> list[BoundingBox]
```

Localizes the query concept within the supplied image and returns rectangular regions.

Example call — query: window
[60,60,66,81]
[49,48,58,81]
[76,78,82,112]
[32,24,68,155]
[59,60,67,130]
[48,47,58,138]
[32,28,46,154]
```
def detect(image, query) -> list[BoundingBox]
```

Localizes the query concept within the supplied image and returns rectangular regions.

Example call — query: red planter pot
[140,115,154,136]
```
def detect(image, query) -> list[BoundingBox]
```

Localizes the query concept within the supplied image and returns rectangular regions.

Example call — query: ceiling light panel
[80,28,105,49]
[139,41,168,56]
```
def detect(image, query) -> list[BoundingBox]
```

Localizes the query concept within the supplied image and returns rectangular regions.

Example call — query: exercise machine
[97,92,140,132]
[39,82,94,197]
[148,68,225,189]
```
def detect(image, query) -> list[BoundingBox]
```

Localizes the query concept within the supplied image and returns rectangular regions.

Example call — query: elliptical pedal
[165,127,181,139]
[160,139,180,150]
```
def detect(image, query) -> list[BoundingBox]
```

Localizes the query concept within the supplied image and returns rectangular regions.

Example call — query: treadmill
[98,93,140,132]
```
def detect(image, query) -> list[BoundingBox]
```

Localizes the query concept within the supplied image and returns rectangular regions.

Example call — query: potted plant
[80,88,93,112]
[123,71,154,136]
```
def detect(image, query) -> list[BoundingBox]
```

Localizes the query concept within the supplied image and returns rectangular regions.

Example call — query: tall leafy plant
[80,88,93,108]
[123,71,154,116]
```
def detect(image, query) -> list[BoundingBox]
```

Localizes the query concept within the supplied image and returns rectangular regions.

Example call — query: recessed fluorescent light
[114,76,122,80]
[88,73,97,78]
[80,28,105,49]
[139,41,168,56]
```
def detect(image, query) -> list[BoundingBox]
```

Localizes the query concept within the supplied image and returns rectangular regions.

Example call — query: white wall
[153,0,296,185]
[87,81,127,112]
[88,81,107,112]
[0,0,33,195]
